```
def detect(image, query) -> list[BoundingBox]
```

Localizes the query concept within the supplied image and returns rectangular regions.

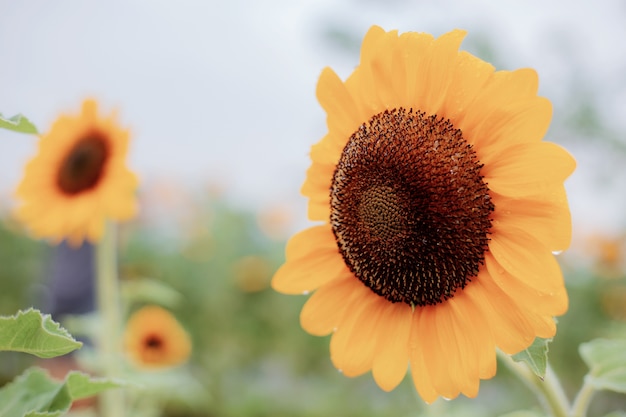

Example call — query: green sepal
[512,337,552,379]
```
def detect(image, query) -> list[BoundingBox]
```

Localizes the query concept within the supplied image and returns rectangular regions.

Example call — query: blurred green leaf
[122,277,184,308]
[0,309,82,358]
[498,411,546,417]
[65,371,123,400]
[0,113,38,134]
[603,412,626,417]
[512,337,551,379]
[580,338,626,393]
[0,367,122,417]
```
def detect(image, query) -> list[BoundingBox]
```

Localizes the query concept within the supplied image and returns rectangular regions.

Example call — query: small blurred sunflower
[272,26,575,402]
[123,306,191,369]
[15,99,138,245]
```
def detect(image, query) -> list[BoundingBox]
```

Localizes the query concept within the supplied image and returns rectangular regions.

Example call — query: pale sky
[1,0,625,241]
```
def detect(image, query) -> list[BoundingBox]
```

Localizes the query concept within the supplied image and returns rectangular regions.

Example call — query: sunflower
[123,306,192,369]
[15,99,138,246]
[272,26,575,402]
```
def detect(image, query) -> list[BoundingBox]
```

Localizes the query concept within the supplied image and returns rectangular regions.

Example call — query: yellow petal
[415,306,463,400]
[458,68,541,139]
[367,30,399,109]
[471,271,556,354]
[350,27,397,115]
[371,300,412,391]
[450,290,497,380]
[417,29,467,116]
[272,225,345,294]
[409,310,439,404]
[390,31,434,108]
[490,186,572,252]
[488,225,566,296]
[310,134,344,165]
[485,252,568,316]
[483,142,576,197]
[443,51,495,124]
[330,285,381,377]
[474,97,552,157]
[307,199,331,222]
[436,300,480,398]
[301,162,333,222]
[300,274,361,336]
[316,67,363,148]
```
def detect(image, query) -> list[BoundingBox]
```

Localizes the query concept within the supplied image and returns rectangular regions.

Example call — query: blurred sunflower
[15,99,138,246]
[124,306,192,369]
[272,26,575,402]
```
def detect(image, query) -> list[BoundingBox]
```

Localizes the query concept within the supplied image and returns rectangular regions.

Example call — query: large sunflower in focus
[272,26,575,402]
[15,99,138,245]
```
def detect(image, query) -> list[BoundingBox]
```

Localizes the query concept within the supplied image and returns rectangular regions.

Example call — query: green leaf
[66,372,123,400]
[0,367,123,417]
[580,338,626,393]
[512,337,551,379]
[498,411,546,417]
[603,412,626,417]
[0,309,82,358]
[0,113,38,134]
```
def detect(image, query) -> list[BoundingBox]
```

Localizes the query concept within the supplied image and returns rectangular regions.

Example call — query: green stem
[498,351,570,417]
[96,221,124,417]
[570,377,595,417]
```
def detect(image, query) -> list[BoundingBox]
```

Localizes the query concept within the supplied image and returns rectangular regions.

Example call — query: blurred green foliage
[1,193,625,416]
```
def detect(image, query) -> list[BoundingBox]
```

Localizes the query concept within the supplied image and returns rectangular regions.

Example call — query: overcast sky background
[1,0,625,246]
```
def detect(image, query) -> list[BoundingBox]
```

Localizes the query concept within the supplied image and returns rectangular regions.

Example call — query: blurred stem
[498,351,569,417]
[571,377,595,417]
[96,221,124,417]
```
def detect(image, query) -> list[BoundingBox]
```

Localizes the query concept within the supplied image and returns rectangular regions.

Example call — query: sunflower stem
[498,351,569,417]
[96,221,125,417]
[570,377,595,417]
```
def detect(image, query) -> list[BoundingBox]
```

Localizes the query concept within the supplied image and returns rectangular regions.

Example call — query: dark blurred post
[47,241,95,319]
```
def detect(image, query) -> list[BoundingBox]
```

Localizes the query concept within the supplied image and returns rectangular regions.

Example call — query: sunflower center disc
[145,335,164,350]
[330,108,494,307]
[57,134,109,195]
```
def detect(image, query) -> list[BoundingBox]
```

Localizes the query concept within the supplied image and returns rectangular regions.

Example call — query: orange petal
[418,29,467,116]
[466,276,534,353]
[485,252,568,316]
[392,31,434,108]
[472,97,553,156]
[371,300,412,391]
[272,225,345,294]
[282,224,334,261]
[450,290,497,380]
[490,186,572,252]
[316,67,363,144]
[310,134,344,165]
[415,306,463,400]
[488,225,566,296]
[307,199,331,222]
[443,51,495,124]
[434,300,479,398]
[330,285,382,377]
[409,309,439,404]
[349,26,396,115]
[301,162,333,222]
[469,271,556,354]
[459,68,541,140]
[300,274,362,336]
[366,30,399,110]
[483,142,576,198]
